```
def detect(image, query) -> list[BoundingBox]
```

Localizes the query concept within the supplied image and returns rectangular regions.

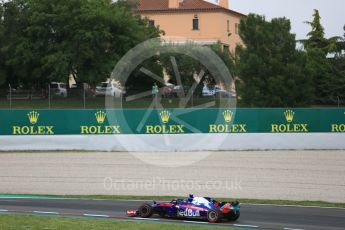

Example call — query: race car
[126,195,240,223]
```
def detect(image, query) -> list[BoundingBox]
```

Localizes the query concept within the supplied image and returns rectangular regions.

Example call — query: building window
[193,15,199,30]
[227,20,230,32]
[149,20,155,26]
[235,23,239,34]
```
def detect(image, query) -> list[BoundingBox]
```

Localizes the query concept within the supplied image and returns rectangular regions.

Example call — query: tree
[159,42,235,96]
[125,55,164,93]
[339,25,345,59]
[2,0,161,88]
[304,10,345,105]
[236,14,313,107]
[160,44,205,88]
[303,9,343,56]
[328,25,345,105]
[0,1,5,85]
[327,58,345,105]
[342,25,345,53]
[304,9,329,53]
[305,48,334,104]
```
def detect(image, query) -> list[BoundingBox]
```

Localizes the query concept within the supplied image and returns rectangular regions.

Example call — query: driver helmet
[188,194,194,202]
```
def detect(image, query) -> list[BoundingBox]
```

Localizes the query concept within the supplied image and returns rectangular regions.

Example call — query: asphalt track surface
[0,198,344,230]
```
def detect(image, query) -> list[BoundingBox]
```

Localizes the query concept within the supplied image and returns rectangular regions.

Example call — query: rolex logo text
[80,111,121,134]
[209,110,247,133]
[145,110,185,134]
[271,110,308,133]
[13,111,55,135]
[331,112,345,132]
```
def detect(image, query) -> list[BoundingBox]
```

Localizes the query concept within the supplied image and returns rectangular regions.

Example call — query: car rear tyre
[227,211,240,221]
[207,209,222,223]
[138,203,153,218]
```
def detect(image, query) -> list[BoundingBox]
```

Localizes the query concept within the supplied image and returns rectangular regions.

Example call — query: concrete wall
[0,133,344,151]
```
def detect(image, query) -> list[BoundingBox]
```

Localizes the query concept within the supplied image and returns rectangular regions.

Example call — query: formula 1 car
[126,195,240,223]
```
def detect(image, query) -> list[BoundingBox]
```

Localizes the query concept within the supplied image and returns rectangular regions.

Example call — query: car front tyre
[138,203,154,218]
[158,211,166,218]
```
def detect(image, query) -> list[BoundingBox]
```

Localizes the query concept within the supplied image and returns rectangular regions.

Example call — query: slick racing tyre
[138,203,154,218]
[227,211,240,221]
[207,209,223,223]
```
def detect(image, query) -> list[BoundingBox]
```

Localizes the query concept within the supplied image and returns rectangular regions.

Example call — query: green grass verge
[0,98,106,109]
[0,214,230,230]
[0,97,229,109]
[1,194,344,208]
[63,195,345,208]
[4,194,341,208]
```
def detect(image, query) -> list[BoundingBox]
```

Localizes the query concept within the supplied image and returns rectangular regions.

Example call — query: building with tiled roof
[132,0,245,52]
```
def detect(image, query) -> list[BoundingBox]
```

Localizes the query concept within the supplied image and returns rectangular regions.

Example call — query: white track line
[245,203,345,210]
[33,211,59,215]
[83,214,110,218]
[284,228,304,230]
[183,220,208,224]
[234,224,259,228]
[0,209,8,212]
[134,217,160,221]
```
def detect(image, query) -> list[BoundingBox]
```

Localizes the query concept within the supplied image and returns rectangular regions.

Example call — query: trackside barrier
[0,108,344,151]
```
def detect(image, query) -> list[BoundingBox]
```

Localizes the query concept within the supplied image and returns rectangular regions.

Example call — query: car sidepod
[176,205,202,218]
[156,203,177,217]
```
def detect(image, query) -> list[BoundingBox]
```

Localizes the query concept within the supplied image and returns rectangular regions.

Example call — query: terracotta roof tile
[132,0,169,11]
[131,0,245,16]
[179,0,223,10]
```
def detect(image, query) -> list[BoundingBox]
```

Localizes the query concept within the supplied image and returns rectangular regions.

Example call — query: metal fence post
[48,83,51,109]
[191,89,194,107]
[83,83,86,109]
[9,84,12,110]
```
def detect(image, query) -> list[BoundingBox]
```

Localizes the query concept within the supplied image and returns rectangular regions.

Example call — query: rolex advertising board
[0,108,344,135]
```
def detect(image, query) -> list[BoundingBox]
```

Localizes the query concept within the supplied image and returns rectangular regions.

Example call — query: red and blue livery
[127,195,240,223]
